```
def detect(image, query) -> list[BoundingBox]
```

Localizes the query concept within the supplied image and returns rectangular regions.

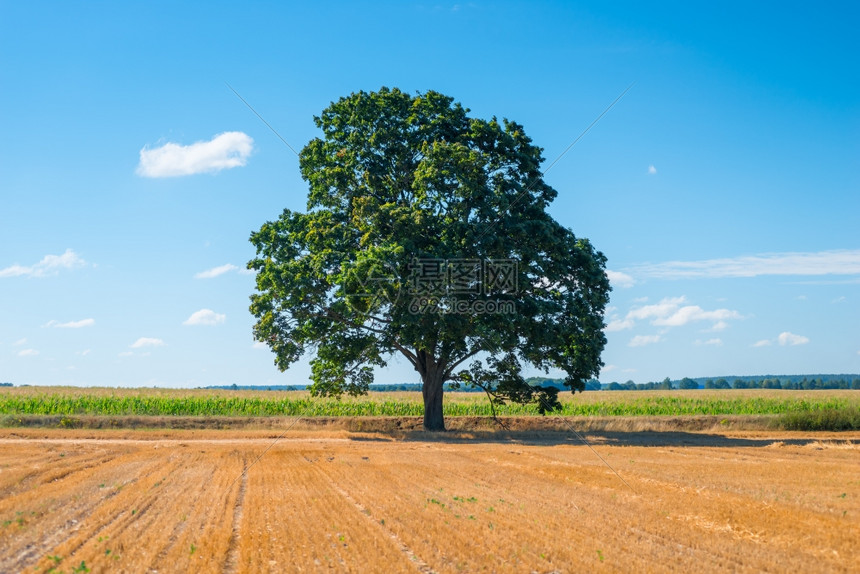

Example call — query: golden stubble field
[0,428,858,573]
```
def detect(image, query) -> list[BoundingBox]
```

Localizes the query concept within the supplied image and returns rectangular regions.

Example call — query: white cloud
[195,264,238,279]
[17,349,39,357]
[137,132,253,178]
[13,338,27,346]
[118,351,134,357]
[653,306,742,327]
[703,338,723,346]
[605,318,635,332]
[626,296,687,321]
[754,332,811,347]
[629,249,860,280]
[252,341,267,349]
[629,334,661,347]
[832,296,846,303]
[0,249,87,278]
[606,270,635,288]
[130,337,165,348]
[45,318,95,329]
[611,296,742,333]
[626,297,687,321]
[77,349,91,356]
[183,309,226,326]
[778,331,809,346]
[648,165,657,175]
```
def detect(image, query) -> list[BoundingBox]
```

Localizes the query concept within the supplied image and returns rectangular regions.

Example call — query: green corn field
[0,387,857,419]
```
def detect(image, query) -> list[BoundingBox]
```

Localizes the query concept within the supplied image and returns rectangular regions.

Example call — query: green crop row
[0,394,856,418]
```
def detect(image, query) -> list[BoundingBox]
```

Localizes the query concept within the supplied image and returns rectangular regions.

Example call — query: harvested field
[0,428,858,573]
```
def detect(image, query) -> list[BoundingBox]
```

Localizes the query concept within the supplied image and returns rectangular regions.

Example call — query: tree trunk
[421,367,446,431]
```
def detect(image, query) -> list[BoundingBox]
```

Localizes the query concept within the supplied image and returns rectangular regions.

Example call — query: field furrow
[233,447,417,572]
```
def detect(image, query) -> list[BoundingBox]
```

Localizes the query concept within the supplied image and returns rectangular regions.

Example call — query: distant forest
[195,374,860,392]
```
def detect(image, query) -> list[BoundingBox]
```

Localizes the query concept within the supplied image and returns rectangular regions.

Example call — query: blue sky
[1,1,858,387]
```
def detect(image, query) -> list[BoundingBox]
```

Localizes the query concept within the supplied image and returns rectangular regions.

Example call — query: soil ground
[0,426,858,573]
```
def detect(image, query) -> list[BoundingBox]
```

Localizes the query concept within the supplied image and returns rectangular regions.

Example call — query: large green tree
[249,87,611,431]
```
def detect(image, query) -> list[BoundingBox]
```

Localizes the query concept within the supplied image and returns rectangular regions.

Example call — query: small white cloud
[629,334,662,347]
[136,131,253,178]
[753,339,772,347]
[653,306,742,328]
[46,318,95,329]
[631,249,860,280]
[626,296,687,321]
[118,351,134,357]
[778,331,809,346]
[617,296,742,332]
[252,341,267,349]
[77,349,91,356]
[704,338,723,346]
[605,318,635,332]
[13,338,27,346]
[648,165,657,175]
[130,337,165,348]
[0,249,87,278]
[183,309,226,326]
[832,296,846,303]
[195,264,238,279]
[17,349,39,357]
[601,364,617,373]
[606,270,635,288]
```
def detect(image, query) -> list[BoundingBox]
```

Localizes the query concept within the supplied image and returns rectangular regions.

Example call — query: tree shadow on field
[391,423,860,449]
[383,416,859,448]
[396,429,858,448]
[570,431,853,449]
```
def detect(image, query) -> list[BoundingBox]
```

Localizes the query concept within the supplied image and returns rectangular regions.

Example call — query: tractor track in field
[223,458,248,574]
[310,459,436,574]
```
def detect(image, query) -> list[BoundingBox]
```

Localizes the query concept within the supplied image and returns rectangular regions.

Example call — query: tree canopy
[249,87,611,430]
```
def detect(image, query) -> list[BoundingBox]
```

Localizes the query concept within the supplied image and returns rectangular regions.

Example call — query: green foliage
[678,377,699,390]
[777,406,860,431]
[2,392,857,419]
[248,87,610,429]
